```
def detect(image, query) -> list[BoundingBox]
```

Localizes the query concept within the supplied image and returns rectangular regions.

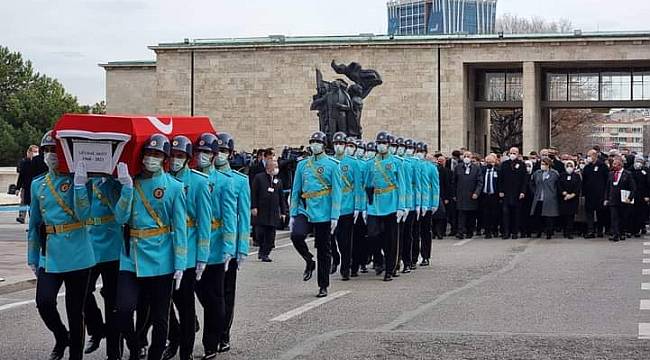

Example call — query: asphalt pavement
[0,207,649,359]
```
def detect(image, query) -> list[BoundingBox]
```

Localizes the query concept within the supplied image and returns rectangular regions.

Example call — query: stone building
[100,32,650,154]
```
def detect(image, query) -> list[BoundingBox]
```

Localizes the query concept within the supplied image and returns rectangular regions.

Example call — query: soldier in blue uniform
[364,131,407,282]
[395,137,420,274]
[193,132,233,360]
[331,133,363,281]
[213,132,250,353]
[114,134,188,360]
[162,136,212,360]
[351,139,370,277]
[413,142,440,266]
[290,131,344,297]
[82,160,129,359]
[28,131,96,360]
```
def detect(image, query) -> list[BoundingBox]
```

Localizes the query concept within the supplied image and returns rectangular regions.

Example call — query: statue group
[310,61,383,143]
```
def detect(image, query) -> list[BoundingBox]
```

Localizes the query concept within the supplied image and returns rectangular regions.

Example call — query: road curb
[0,276,36,295]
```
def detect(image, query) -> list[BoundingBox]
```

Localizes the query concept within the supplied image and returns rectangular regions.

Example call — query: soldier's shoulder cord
[191,169,209,179]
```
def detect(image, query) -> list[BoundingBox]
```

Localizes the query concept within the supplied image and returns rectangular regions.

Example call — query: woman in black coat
[558,160,582,239]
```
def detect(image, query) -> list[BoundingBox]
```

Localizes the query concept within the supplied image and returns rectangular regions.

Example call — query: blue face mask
[310,143,324,155]
[196,152,213,169]
[215,152,229,166]
[143,156,163,173]
[334,144,346,155]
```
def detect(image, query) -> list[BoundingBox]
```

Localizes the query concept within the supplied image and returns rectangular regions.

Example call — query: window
[480,71,523,102]
[633,72,650,100]
[547,73,568,101]
[601,72,631,100]
[569,73,599,101]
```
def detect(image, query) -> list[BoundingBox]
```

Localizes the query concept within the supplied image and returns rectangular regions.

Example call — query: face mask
[463,157,471,165]
[396,147,406,156]
[355,149,365,158]
[170,157,186,172]
[365,151,376,160]
[32,152,39,157]
[197,153,213,169]
[215,152,229,166]
[272,168,279,176]
[310,143,324,155]
[389,146,397,155]
[585,157,593,164]
[377,144,389,154]
[334,144,345,155]
[634,162,643,170]
[579,164,586,170]
[345,146,356,157]
[143,156,163,173]
[415,153,425,160]
[509,154,517,161]
[406,148,415,156]
[566,167,575,174]
[526,166,533,174]
[541,165,549,171]
[44,153,58,170]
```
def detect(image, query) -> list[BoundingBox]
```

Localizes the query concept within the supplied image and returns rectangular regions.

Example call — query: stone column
[522,62,542,154]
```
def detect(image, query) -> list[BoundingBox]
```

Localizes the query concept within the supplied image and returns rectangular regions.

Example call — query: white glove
[396,210,404,223]
[29,264,37,276]
[195,262,207,281]
[237,254,247,269]
[353,210,360,224]
[74,161,88,186]
[330,219,338,235]
[289,217,295,233]
[117,162,133,188]
[416,206,421,220]
[362,211,367,224]
[173,270,183,290]
[224,254,233,272]
[402,209,410,223]
[422,207,428,215]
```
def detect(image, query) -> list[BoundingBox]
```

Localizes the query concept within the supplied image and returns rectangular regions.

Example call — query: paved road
[1,229,650,359]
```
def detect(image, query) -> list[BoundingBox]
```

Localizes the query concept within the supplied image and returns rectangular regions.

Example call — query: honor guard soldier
[395,137,419,274]
[364,131,407,282]
[114,133,188,360]
[351,139,369,277]
[331,132,363,281]
[162,135,212,360]
[28,131,96,360]
[413,142,439,266]
[82,156,129,359]
[213,132,250,354]
[290,131,344,297]
[193,132,235,360]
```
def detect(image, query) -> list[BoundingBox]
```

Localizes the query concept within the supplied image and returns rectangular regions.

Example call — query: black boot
[303,260,316,281]
[84,334,104,354]
[317,287,328,298]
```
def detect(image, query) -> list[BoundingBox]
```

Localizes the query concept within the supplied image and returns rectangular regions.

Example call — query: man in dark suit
[432,154,453,238]
[445,150,462,236]
[498,147,528,239]
[605,157,636,242]
[15,145,47,223]
[251,158,287,261]
[480,154,500,238]
[453,151,484,239]
[583,149,610,238]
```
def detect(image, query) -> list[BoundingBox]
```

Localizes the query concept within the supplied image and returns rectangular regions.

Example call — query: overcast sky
[2,0,649,105]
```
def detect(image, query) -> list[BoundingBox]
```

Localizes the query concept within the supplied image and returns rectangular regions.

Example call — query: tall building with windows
[387,0,497,35]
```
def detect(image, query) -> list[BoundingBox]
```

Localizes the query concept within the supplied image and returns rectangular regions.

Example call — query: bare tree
[496,13,573,34]
[551,109,604,154]
[490,109,523,154]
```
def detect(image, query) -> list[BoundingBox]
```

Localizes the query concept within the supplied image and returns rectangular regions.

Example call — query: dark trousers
[222,258,238,344]
[419,211,433,260]
[533,202,555,236]
[502,202,521,236]
[399,212,415,267]
[85,260,120,358]
[447,201,458,235]
[562,214,575,236]
[367,213,398,275]
[255,225,276,258]
[167,268,196,358]
[586,207,609,235]
[610,206,630,237]
[335,214,354,276]
[116,271,173,360]
[291,214,331,289]
[330,234,340,266]
[351,219,368,273]
[457,210,476,237]
[196,263,225,353]
[36,267,91,360]
[480,194,500,236]
[633,202,650,235]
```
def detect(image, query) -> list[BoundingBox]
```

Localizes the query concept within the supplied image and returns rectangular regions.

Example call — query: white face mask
[579,164,586,170]
[345,146,356,157]
[334,144,346,155]
[463,157,471,165]
[585,157,593,164]
[355,149,365,158]
[415,152,425,160]
[406,148,415,156]
[272,168,279,176]
[509,154,517,161]
[377,144,389,154]
[541,165,549,171]
[32,152,39,157]
[365,151,376,160]
[310,143,324,155]
[143,156,163,173]
[634,162,643,170]
[389,146,397,154]
[197,152,213,169]
[44,153,58,170]
[170,157,186,172]
[396,147,406,156]
[566,166,575,174]
[215,152,229,166]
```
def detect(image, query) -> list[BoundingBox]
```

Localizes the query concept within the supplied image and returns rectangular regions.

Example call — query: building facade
[100,32,650,154]
[387,0,497,35]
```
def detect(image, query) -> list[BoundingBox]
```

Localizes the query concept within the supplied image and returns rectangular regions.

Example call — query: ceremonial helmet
[354,139,366,150]
[216,132,235,153]
[395,137,405,147]
[404,138,415,149]
[332,131,347,144]
[415,141,426,153]
[171,135,193,157]
[366,141,377,152]
[386,133,396,145]
[196,133,218,153]
[40,130,56,147]
[144,134,171,157]
[345,137,358,148]
[375,131,390,144]
[309,131,327,144]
